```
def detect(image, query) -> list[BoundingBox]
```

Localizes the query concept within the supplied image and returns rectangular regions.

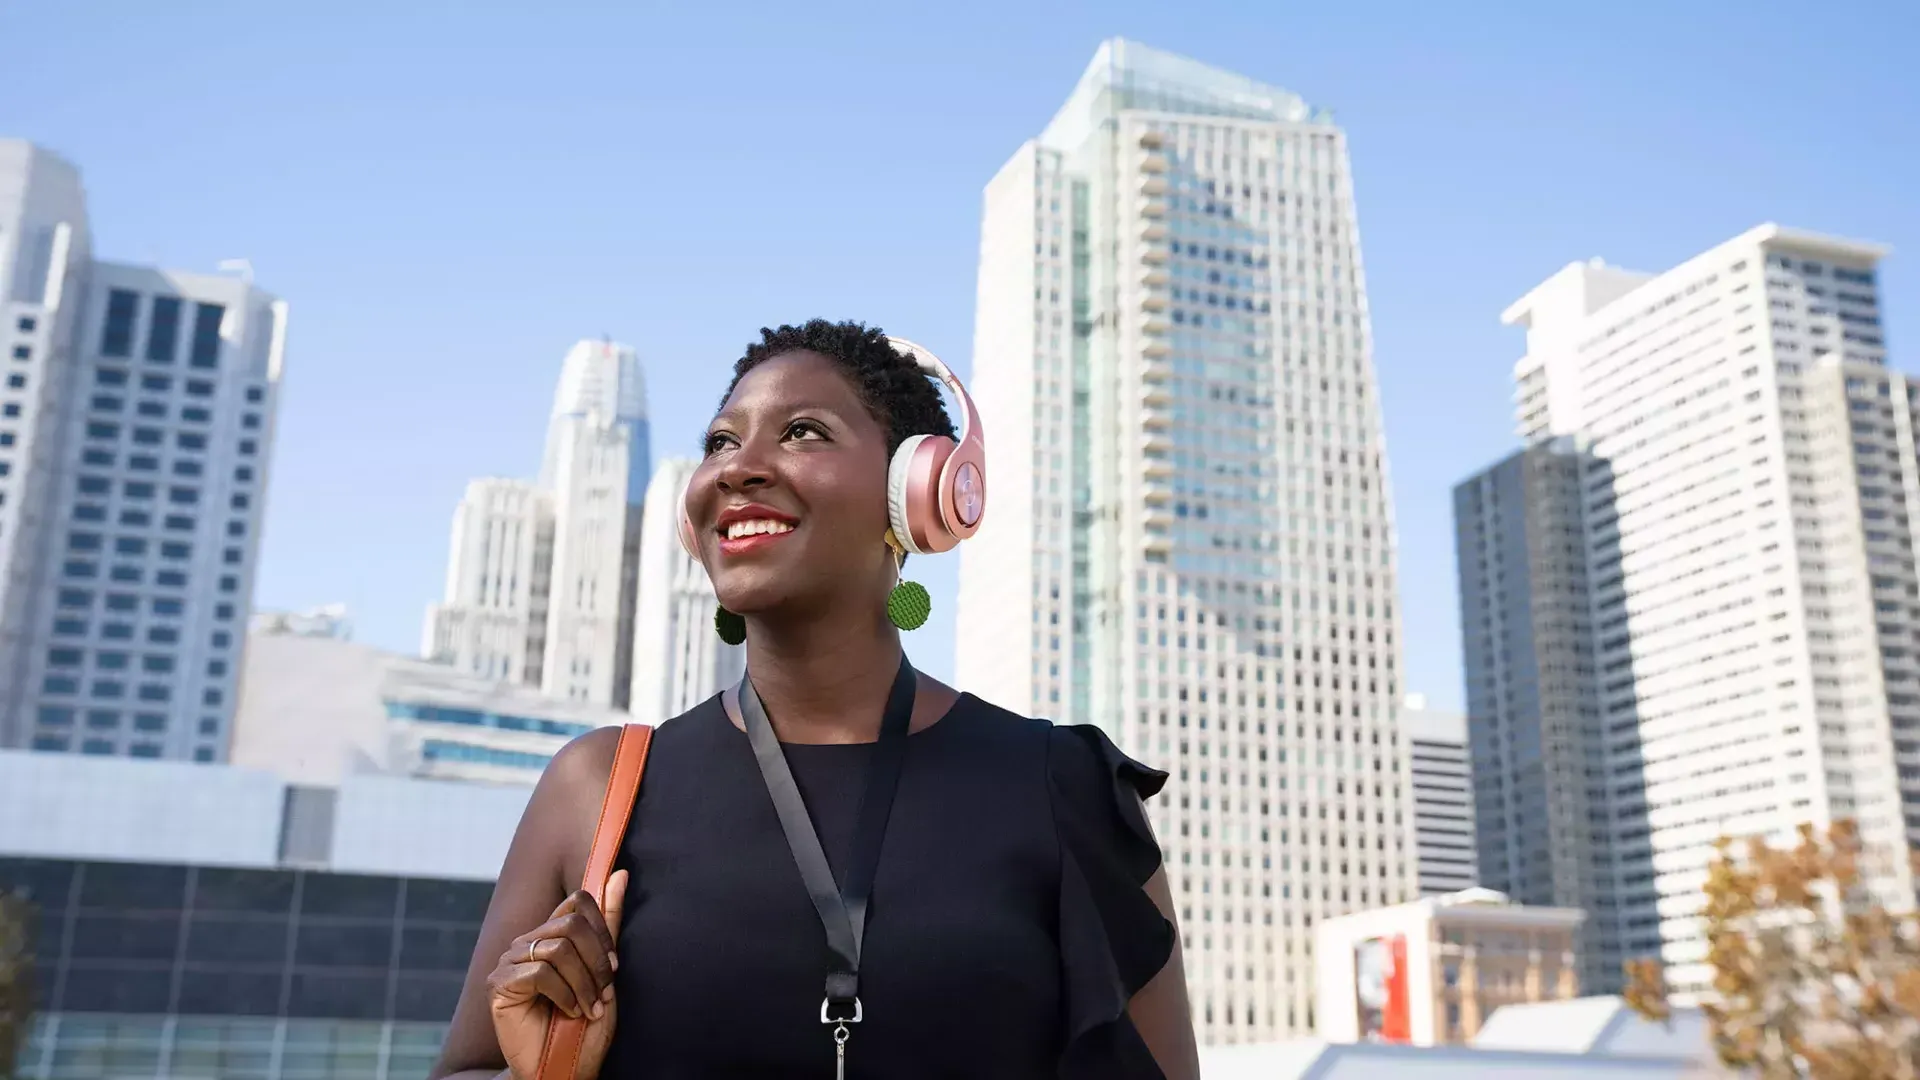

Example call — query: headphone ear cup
[888,434,931,556]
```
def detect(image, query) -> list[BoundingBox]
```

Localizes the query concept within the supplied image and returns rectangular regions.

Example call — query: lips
[714,504,800,556]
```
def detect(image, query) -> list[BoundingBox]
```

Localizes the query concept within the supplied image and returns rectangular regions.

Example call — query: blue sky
[3,1,1914,710]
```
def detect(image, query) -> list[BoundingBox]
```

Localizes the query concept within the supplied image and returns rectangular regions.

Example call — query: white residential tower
[0,140,287,762]
[1491,223,1911,994]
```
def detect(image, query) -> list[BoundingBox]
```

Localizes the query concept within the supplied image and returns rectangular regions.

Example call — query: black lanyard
[738,654,915,1039]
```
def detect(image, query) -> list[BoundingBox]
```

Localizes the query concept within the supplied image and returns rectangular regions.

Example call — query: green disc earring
[882,528,930,631]
[713,604,746,646]
[887,580,931,631]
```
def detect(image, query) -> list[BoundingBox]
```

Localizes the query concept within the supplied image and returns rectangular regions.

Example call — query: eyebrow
[709,401,857,426]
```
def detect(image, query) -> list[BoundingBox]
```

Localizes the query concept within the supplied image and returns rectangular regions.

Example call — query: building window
[10,345,27,361]
[135,713,166,732]
[130,743,163,759]
[90,680,125,700]
[193,747,215,762]
[32,735,70,751]
[17,316,35,332]
[189,304,225,368]
[101,290,139,357]
[85,710,119,730]
[37,706,74,727]
[137,684,171,703]
[146,296,182,362]
[81,738,114,755]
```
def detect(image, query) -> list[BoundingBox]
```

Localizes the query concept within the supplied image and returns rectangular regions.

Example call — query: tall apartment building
[956,40,1415,1042]
[1401,696,1478,896]
[0,140,286,762]
[423,340,649,708]
[1461,223,1909,996]
[627,457,743,725]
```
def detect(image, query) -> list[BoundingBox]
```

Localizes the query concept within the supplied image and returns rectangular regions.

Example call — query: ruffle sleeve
[1048,724,1174,1079]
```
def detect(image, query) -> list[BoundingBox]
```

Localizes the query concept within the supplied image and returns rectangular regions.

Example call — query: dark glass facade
[1,857,491,1080]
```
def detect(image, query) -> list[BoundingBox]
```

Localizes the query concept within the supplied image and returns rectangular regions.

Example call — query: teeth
[725,519,795,540]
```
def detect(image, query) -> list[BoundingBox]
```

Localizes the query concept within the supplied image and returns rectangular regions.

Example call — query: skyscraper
[540,340,650,707]
[1453,437,1616,992]
[0,139,287,762]
[424,340,649,708]
[957,40,1414,1042]
[627,458,744,725]
[1465,223,1910,996]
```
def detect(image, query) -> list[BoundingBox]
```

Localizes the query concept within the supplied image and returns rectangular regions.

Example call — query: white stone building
[627,457,743,725]
[955,40,1415,1042]
[0,139,286,762]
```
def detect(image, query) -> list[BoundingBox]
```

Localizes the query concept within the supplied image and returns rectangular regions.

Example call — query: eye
[702,430,736,456]
[785,419,829,441]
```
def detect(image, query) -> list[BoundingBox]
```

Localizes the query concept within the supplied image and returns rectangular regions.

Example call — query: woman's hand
[486,870,629,1080]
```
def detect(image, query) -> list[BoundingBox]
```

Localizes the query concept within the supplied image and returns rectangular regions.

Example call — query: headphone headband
[883,336,975,448]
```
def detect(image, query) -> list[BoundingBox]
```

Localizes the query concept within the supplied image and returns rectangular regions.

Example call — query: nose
[713,438,772,494]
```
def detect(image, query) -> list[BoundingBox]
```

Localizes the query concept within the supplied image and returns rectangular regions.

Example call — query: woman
[431,320,1198,1079]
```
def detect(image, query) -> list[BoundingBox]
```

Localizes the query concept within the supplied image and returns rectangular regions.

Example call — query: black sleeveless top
[600,692,1172,1079]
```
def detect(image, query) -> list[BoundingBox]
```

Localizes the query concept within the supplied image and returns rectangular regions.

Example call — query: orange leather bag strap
[534,723,653,1080]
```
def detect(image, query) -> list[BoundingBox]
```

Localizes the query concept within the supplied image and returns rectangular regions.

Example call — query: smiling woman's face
[688,349,896,620]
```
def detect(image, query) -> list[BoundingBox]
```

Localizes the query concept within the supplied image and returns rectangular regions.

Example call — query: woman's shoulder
[947,695,1167,806]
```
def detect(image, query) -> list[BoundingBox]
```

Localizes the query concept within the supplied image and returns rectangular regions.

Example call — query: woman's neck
[741,609,903,744]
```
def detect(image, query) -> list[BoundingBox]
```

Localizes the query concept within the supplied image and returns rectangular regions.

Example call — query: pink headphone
[678,336,986,558]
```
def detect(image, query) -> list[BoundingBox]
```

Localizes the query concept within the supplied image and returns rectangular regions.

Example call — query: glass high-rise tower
[956,40,1414,1042]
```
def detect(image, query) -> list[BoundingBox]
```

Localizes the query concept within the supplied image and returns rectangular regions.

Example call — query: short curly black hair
[721,319,956,455]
